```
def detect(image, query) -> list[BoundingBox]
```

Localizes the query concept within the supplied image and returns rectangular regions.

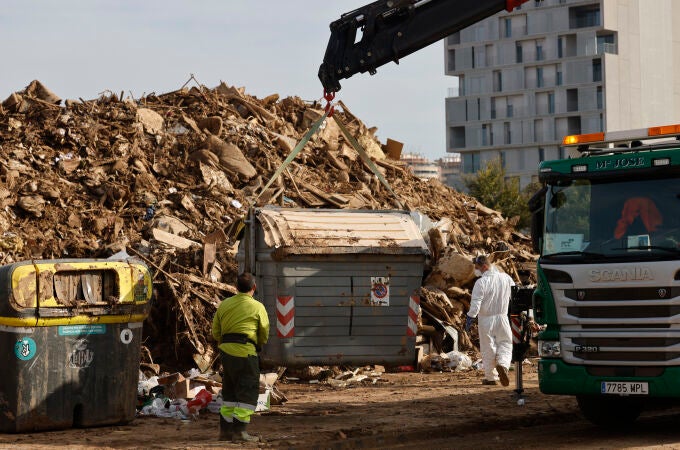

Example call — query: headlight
[538,340,561,357]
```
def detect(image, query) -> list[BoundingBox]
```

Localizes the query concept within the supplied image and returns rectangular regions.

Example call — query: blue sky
[1,1,454,160]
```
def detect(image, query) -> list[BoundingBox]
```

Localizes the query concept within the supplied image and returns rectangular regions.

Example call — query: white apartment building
[445,0,680,187]
[401,153,442,180]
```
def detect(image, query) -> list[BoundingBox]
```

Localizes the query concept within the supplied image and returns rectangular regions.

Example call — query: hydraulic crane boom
[319,0,528,92]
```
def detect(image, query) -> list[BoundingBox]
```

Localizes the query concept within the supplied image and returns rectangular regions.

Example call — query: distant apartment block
[401,153,441,181]
[445,0,680,187]
[401,153,463,190]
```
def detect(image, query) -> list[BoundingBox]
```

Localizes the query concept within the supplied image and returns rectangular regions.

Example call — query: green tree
[464,159,541,229]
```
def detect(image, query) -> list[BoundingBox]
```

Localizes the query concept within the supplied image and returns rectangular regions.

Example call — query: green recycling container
[0,258,152,432]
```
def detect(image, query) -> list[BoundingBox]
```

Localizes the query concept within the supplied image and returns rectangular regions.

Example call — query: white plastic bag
[445,351,472,370]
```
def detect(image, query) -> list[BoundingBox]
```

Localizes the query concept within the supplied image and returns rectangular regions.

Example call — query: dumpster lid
[255,208,429,254]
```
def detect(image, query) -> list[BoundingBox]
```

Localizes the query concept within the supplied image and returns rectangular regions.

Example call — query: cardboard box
[157,372,185,386]
[166,379,207,399]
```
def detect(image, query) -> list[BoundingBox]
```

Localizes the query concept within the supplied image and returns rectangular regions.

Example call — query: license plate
[601,381,648,395]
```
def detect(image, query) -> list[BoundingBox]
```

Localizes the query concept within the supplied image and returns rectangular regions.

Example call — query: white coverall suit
[468,266,515,382]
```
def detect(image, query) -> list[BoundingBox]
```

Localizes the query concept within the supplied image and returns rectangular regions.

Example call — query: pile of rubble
[0,78,536,374]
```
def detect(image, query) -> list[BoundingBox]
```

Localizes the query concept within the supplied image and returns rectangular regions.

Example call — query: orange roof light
[506,0,529,12]
[562,132,605,146]
[648,124,680,136]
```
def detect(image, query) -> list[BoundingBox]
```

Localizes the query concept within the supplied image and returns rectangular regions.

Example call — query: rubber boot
[219,415,233,441]
[232,421,260,443]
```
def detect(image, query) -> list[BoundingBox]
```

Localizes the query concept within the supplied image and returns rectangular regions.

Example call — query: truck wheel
[576,395,643,428]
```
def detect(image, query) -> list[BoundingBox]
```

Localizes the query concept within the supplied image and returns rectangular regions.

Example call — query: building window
[494,70,503,92]
[505,18,512,38]
[569,5,601,29]
[482,124,488,146]
[558,146,566,159]
[537,67,544,88]
[504,122,511,144]
[448,32,461,45]
[516,43,523,63]
[548,92,555,114]
[450,126,466,148]
[471,46,476,69]
[536,44,543,61]
[500,151,507,168]
[463,152,480,173]
[448,49,456,71]
[534,119,543,142]
[597,33,617,54]
[596,86,603,109]
[556,70,563,86]
[507,102,514,118]
[592,58,602,82]
[567,88,578,112]
[477,98,481,120]
[485,44,494,66]
[567,116,581,135]
[538,147,545,162]
[557,37,563,58]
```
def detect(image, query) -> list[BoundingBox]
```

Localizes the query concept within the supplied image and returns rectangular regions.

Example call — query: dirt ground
[2,360,680,449]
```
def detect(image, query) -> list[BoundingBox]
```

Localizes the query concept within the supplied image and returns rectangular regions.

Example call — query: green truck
[530,124,680,426]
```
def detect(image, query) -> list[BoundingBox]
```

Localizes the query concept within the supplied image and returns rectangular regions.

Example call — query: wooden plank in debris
[203,229,227,276]
[374,157,407,174]
[299,181,347,208]
[297,191,326,207]
[152,228,200,249]
[457,204,483,241]
[329,193,350,206]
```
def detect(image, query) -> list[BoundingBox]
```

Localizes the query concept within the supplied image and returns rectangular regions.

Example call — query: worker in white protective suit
[465,255,515,386]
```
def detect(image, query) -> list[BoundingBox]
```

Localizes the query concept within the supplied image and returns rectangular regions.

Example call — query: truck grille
[566,305,680,319]
[561,331,680,365]
[546,262,680,366]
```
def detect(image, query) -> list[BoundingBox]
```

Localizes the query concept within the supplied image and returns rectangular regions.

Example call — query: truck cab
[531,124,680,426]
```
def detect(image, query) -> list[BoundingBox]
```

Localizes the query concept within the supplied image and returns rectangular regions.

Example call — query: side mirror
[530,209,544,254]
[528,186,547,254]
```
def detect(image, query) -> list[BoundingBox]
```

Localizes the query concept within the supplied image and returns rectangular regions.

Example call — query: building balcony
[585,40,618,56]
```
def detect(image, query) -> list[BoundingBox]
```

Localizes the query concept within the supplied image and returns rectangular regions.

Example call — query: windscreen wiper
[543,251,607,259]
[613,246,680,254]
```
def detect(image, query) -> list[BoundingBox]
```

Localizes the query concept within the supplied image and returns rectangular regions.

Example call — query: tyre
[576,395,644,428]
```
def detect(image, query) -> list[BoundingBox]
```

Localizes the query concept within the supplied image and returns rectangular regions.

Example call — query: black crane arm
[319,0,528,92]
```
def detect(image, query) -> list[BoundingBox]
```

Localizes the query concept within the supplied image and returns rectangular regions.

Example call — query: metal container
[238,207,429,368]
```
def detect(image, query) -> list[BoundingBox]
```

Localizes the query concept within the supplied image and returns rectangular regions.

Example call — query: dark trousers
[220,352,260,424]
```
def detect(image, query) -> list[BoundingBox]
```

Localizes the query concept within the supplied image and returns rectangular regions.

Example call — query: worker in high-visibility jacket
[212,272,270,443]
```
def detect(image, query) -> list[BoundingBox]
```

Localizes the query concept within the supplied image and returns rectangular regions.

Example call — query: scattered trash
[446,350,472,370]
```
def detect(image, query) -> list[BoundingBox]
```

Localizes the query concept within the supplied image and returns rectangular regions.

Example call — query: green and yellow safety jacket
[212,292,269,357]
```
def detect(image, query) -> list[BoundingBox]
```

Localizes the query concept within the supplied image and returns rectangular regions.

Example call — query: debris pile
[0,79,536,374]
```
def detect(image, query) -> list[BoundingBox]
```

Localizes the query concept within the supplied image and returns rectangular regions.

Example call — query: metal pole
[514,360,525,405]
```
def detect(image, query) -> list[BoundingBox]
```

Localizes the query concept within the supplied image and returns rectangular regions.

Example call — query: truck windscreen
[542,176,680,260]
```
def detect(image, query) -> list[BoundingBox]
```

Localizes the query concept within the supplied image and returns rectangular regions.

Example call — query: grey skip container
[237,207,429,368]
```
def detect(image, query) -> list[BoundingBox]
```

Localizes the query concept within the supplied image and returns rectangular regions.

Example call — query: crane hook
[323,89,336,117]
